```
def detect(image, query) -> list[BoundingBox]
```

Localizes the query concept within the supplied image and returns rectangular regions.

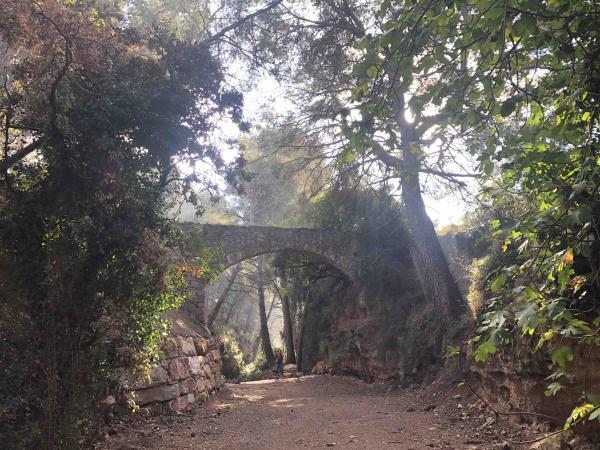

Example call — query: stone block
[188,356,206,376]
[161,337,179,358]
[196,378,207,393]
[134,384,180,406]
[168,395,189,412]
[167,357,190,381]
[197,391,209,403]
[187,393,196,405]
[179,378,196,395]
[203,365,212,378]
[211,350,221,361]
[177,337,197,356]
[135,366,168,389]
[193,337,209,356]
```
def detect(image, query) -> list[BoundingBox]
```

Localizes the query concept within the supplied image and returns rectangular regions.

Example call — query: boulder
[134,384,180,406]
[284,364,297,373]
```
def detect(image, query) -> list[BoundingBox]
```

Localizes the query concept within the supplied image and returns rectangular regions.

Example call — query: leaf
[474,340,497,363]
[551,346,574,368]
[564,247,574,265]
[557,266,574,286]
[490,274,507,292]
[544,382,562,397]
[500,97,518,117]
[446,345,460,358]
[565,403,595,429]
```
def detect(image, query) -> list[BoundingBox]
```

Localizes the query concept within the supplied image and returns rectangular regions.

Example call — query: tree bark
[296,282,311,372]
[257,257,275,366]
[274,278,296,364]
[390,90,464,320]
[207,265,240,329]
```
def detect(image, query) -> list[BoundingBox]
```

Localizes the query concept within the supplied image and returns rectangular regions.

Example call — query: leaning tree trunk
[399,136,463,320]
[390,89,464,321]
[257,257,275,366]
[207,265,240,329]
[274,278,296,364]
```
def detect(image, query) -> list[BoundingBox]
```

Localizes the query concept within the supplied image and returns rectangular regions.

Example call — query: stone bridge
[195,223,357,277]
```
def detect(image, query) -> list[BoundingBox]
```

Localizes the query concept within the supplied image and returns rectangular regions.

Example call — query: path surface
[103,375,512,449]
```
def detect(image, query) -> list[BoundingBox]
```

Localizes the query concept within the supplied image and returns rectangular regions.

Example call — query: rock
[167,357,190,381]
[135,366,168,389]
[312,361,327,375]
[101,395,116,406]
[193,337,209,356]
[211,349,221,361]
[179,378,197,395]
[168,395,189,412]
[283,364,297,373]
[529,435,570,450]
[188,356,206,376]
[196,378,207,393]
[161,337,179,358]
[177,337,197,357]
[423,404,436,411]
[187,393,195,404]
[134,384,180,406]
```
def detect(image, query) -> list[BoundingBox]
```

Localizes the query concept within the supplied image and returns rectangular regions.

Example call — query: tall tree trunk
[296,282,310,372]
[274,278,296,364]
[251,293,276,361]
[257,257,275,366]
[242,298,254,334]
[207,265,240,329]
[391,89,464,321]
[223,295,237,326]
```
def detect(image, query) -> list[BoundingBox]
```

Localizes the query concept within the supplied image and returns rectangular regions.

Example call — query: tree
[256,255,276,366]
[273,276,296,364]
[215,1,469,321]
[207,265,241,329]
[0,1,246,445]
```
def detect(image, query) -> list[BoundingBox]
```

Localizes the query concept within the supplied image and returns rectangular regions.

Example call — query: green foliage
[0,1,244,446]
[343,0,600,428]
[307,188,411,295]
[218,329,245,381]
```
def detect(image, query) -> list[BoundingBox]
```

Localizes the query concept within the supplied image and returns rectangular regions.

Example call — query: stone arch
[195,224,356,278]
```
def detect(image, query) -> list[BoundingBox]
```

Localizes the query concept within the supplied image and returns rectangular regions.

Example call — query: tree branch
[0,139,45,172]
[202,0,284,46]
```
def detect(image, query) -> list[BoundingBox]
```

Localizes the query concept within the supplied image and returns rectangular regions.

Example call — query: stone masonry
[185,223,358,278]
[129,334,223,412]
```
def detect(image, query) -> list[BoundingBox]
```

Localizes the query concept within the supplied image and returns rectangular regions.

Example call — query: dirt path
[102,375,515,449]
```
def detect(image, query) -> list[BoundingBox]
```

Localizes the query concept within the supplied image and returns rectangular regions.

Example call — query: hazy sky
[208,72,471,228]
